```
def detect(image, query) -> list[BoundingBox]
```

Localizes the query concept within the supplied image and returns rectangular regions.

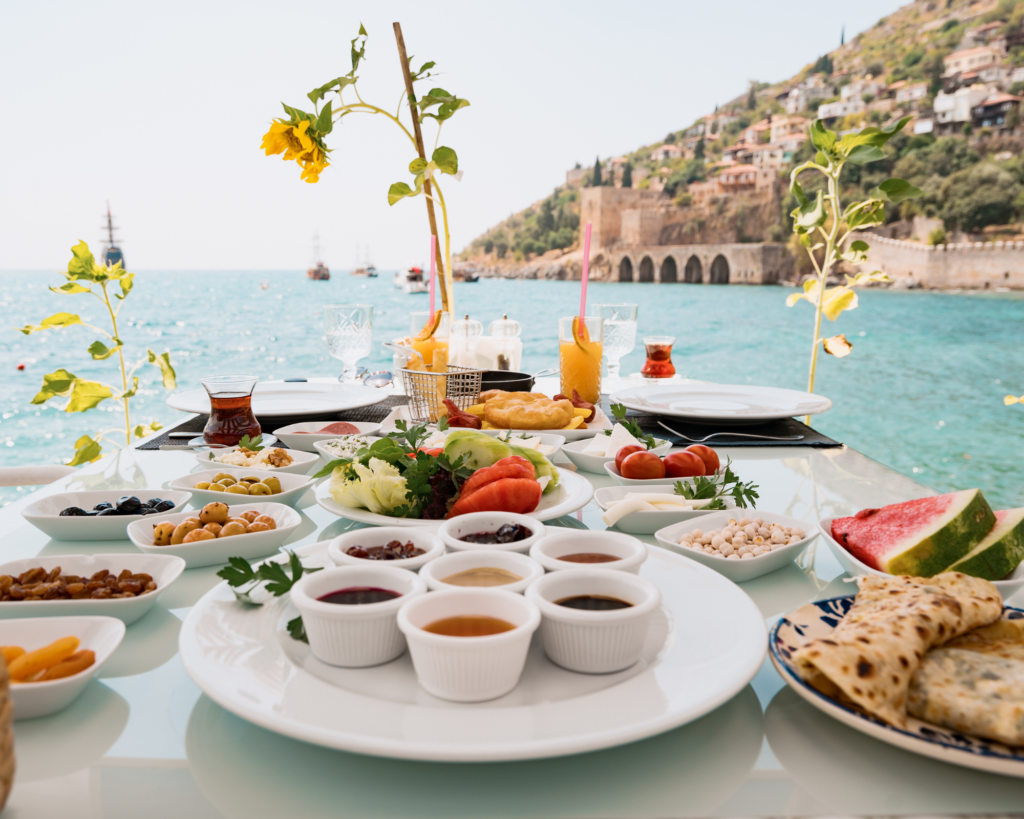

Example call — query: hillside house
[818,97,865,120]
[769,115,807,144]
[972,93,1021,129]
[895,81,929,106]
[841,77,885,101]
[750,143,785,168]
[934,85,989,133]
[944,46,1001,76]
[649,144,682,162]
[783,77,832,114]
[742,118,771,145]
[689,163,777,209]
[777,132,808,155]
[722,142,757,163]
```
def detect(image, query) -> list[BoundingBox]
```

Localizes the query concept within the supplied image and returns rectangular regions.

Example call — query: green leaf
[316,100,333,136]
[870,178,924,204]
[846,144,886,165]
[351,25,367,72]
[840,239,870,265]
[312,457,352,479]
[49,282,91,295]
[31,369,78,404]
[287,615,308,643]
[147,349,177,389]
[117,273,134,299]
[844,199,886,230]
[790,178,808,207]
[66,379,113,412]
[88,338,122,360]
[409,157,428,174]
[217,556,259,588]
[134,421,163,439]
[412,60,436,81]
[432,146,458,175]
[388,181,417,206]
[845,270,890,287]
[814,151,828,166]
[308,77,353,105]
[237,434,264,452]
[793,190,826,230]
[18,312,84,335]
[67,434,102,466]
[67,241,102,282]
[117,376,139,400]
[809,120,837,156]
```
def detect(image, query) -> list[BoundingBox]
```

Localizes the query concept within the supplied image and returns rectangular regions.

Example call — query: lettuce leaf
[329,457,410,515]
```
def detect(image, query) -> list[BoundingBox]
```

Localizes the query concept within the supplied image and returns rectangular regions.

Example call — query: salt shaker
[451,314,483,367]
[488,315,522,371]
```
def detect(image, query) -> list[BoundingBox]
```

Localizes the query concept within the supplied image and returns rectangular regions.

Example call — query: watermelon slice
[945,508,1024,580]
[830,489,995,577]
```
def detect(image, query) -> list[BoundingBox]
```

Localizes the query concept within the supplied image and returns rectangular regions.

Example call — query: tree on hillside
[664,132,676,144]
[695,136,705,159]
[591,156,602,187]
[621,162,633,189]
[747,82,757,109]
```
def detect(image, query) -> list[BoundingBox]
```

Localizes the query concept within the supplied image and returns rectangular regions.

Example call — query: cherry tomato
[684,444,720,475]
[663,451,706,478]
[614,445,645,473]
[620,451,666,480]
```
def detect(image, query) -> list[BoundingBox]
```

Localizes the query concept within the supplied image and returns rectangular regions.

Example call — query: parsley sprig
[603,403,659,449]
[217,550,323,643]
[672,458,759,510]
[237,434,264,452]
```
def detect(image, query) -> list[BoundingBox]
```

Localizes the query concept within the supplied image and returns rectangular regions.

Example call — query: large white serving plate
[771,596,1024,778]
[610,384,832,425]
[314,467,593,529]
[380,405,610,442]
[167,381,384,417]
[179,542,767,761]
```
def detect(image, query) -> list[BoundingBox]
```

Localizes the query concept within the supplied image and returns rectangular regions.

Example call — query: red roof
[976,21,1002,33]
[946,46,998,60]
[982,93,1022,105]
[720,164,759,175]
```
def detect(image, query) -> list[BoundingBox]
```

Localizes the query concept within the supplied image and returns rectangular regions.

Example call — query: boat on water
[395,265,429,294]
[307,231,330,281]
[101,202,125,269]
[453,265,480,283]
[351,244,378,277]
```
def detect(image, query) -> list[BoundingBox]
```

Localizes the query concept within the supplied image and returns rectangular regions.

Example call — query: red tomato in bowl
[620,451,666,480]
[684,445,720,475]
[663,451,706,478]
[614,445,645,473]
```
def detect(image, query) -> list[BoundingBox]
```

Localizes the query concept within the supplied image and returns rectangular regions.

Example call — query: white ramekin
[419,549,544,594]
[438,512,545,553]
[397,588,541,702]
[525,569,661,674]
[327,527,445,571]
[290,565,426,667]
[529,529,647,574]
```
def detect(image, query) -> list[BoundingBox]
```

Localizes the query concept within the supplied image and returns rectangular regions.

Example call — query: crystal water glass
[589,304,638,378]
[324,304,373,383]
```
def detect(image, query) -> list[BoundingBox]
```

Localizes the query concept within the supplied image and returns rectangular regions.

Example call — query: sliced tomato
[458,456,536,501]
[405,447,444,459]
[447,477,542,518]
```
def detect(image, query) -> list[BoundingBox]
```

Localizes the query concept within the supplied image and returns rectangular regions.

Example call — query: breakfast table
[4,381,1024,818]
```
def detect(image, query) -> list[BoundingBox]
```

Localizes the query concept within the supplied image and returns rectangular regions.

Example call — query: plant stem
[336,102,417,147]
[432,178,454,309]
[100,281,131,445]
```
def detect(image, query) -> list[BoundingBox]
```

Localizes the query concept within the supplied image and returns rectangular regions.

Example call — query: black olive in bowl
[93,502,113,512]
[97,508,121,516]
[153,500,176,513]
[116,496,142,515]
[59,507,87,517]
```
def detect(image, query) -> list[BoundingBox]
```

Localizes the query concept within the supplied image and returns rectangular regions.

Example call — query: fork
[657,421,804,443]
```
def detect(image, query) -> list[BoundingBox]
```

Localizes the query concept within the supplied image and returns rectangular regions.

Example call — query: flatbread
[792,573,1003,727]
[942,616,1024,662]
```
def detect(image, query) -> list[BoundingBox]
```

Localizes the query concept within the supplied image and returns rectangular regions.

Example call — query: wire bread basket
[400,365,485,423]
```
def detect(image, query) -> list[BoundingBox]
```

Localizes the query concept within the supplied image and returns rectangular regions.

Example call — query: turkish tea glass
[558,316,604,405]
[589,303,638,378]
[325,304,373,383]
[640,336,676,379]
[201,375,260,446]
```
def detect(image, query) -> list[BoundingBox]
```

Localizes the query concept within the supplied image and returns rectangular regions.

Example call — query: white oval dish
[526,568,661,674]
[530,530,647,574]
[291,565,426,667]
[196,446,319,475]
[0,554,186,625]
[315,466,593,529]
[397,588,541,702]
[655,511,817,583]
[311,436,384,463]
[438,513,545,553]
[594,484,735,535]
[327,527,445,572]
[603,456,712,486]
[20,490,192,542]
[818,516,1024,597]
[273,421,382,453]
[609,383,833,425]
[560,437,671,475]
[127,502,301,569]
[3,615,126,720]
[420,550,544,594]
[167,468,315,510]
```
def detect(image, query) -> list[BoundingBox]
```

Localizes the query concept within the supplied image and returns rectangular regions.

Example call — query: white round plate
[273,421,382,453]
[179,542,767,761]
[167,381,384,418]
[21,490,192,542]
[561,437,671,475]
[196,446,320,475]
[594,485,734,535]
[771,596,1024,778]
[610,384,832,425]
[315,467,593,529]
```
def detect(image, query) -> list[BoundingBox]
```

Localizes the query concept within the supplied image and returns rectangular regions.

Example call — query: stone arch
[684,254,702,283]
[618,256,633,282]
[659,256,677,283]
[638,256,654,282]
[709,254,730,284]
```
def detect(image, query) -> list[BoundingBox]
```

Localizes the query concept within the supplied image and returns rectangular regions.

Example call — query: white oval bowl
[291,565,426,668]
[530,530,647,574]
[420,550,544,594]
[327,527,445,572]
[273,421,382,453]
[397,588,541,702]
[594,484,735,535]
[818,516,1024,597]
[127,502,301,569]
[4,615,126,720]
[0,554,186,625]
[525,568,661,674]
[167,467,315,510]
[438,513,545,554]
[312,435,384,463]
[20,490,193,542]
[655,511,816,583]
[603,455,712,486]
[196,446,319,475]
[560,437,671,474]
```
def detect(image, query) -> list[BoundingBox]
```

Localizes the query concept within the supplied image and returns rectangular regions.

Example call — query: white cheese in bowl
[583,424,644,457]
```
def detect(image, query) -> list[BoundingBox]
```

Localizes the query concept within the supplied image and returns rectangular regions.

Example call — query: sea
[2,271,1023,509]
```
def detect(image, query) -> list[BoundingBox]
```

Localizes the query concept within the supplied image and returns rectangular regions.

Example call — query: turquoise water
[3,271,1024,509]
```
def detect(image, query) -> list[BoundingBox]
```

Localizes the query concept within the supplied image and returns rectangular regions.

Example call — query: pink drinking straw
[579,222,592,321]
[428,234,437,315]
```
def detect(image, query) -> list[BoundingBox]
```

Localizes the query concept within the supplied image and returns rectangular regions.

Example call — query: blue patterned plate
[770,595,1024,778]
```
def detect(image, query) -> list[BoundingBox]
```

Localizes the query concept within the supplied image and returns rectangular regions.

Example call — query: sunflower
[299,146,329,184]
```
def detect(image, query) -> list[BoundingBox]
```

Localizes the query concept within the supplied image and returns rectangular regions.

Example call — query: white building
[933,85,989,130]
[818,97,865,120]
[895,82,929,106]
[784,77,832,114]
[649,144,682,162]
[944,46,1001,76]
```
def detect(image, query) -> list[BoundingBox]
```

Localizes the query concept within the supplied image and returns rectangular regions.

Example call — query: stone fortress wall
[862,235,1024,289]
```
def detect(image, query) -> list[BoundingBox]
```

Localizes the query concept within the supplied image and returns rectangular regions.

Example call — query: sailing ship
[394,265,429,294]
[351,244,378,277]
[307,231,330,281]
[101,202,125,269]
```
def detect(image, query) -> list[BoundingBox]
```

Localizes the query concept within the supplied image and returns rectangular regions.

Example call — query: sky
[0,0,906,272]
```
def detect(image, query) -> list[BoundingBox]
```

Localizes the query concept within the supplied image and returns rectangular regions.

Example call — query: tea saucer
[188,434,278,451]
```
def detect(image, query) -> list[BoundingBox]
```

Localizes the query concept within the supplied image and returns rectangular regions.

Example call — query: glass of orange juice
[409,311,451,368]
[558,316,603,404]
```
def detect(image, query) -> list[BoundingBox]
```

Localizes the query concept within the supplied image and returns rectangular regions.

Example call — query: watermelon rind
[945,508,1024,581]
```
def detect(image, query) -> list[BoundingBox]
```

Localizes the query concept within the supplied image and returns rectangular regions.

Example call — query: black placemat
[137,394,410,450]
[600,398,841,448]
